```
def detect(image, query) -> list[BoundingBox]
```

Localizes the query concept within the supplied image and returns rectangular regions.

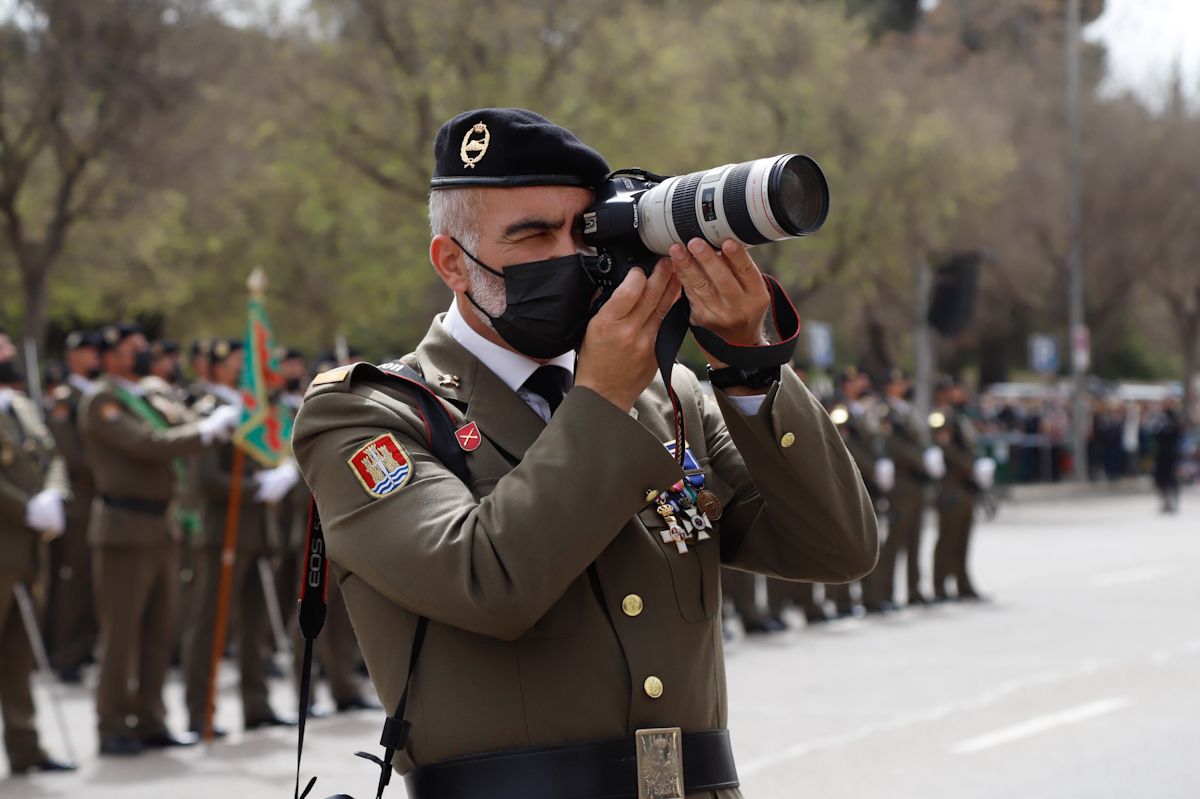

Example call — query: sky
[1086,0,1200,109]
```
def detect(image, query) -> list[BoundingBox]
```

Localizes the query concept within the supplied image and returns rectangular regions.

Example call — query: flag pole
[201,267,265,743]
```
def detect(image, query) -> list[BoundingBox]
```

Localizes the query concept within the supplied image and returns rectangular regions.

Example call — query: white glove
[25,488,66,538]
[923,446,946,480]
[973,457,996,490]
[199,404,241,445]
[254,460,300,504]
[874,458,896,493]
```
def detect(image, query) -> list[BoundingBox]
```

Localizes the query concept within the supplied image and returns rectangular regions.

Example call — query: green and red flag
[234,268,293,466]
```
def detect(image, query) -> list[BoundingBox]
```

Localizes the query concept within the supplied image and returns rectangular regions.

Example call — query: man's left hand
[665,238,771,368]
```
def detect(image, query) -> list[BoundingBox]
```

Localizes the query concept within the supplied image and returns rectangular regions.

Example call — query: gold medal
[695,490,722,521]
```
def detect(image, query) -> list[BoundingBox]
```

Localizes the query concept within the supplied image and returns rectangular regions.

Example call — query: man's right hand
[576,261,680,412]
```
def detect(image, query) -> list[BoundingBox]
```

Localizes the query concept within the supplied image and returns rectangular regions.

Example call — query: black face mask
[86,366,103,381]
[132,350,154,378]
[0,359,22,385]
[454,238,598,360]
[285,376,303,393]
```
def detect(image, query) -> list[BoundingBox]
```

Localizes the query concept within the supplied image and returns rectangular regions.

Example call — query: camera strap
[655,274,800,463]
[294,361,470,799]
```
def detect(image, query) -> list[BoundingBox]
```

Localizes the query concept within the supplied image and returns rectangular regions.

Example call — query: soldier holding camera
[293,108,877,799]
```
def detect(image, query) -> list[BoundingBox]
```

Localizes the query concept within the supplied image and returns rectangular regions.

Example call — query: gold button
[780,432,796,448]
[622,594,644,617]
[643,676,664,699]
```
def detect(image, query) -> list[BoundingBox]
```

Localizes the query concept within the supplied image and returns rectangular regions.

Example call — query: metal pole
[13,583,78,765]
[1066,0,1088,480]
[915,261,934,419]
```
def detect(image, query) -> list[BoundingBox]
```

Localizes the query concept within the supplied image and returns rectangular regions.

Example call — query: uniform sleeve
[887,424,929,478]
[0,471,31,523]
[197,445,258,501]
[47,406,90,483]
[701,368,878,582]
[80,393,207,462]
[294,384,682,642]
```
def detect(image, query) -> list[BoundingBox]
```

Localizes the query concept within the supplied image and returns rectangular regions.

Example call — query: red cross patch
[455,421,482,452]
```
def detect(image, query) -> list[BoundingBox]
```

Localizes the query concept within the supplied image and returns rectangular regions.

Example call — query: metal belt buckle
[635,727,684,799]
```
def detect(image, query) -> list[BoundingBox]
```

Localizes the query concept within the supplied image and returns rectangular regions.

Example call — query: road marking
[951,697,1131,755]
[1091,565,1173,587]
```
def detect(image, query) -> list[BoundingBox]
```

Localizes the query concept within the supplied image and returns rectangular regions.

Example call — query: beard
[463,259,507,329]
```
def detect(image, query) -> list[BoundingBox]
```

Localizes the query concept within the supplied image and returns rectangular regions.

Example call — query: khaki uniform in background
[933,407,980,599]
[44,382,97,674]
[827,405,882,615]
[863,399,930,607]
[293,320,878,789]
[283,483,371,708]
[79,377,209,742]
[0,391,68,770]
[182,392,277,730]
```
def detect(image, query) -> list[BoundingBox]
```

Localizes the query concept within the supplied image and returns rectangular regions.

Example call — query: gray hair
[428,188,505,322]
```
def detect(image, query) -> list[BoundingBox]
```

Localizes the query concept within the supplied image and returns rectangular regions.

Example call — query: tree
[0,0,201,349]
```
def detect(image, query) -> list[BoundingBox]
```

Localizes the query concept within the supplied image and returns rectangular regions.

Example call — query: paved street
[2,491,1197,799]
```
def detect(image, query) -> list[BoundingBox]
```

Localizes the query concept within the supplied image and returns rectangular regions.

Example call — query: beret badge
[460,121,490,169]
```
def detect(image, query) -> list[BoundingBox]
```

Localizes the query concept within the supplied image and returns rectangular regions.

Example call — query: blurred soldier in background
[44,330,102,684]
[863,369,935,610]
[145,340,186,402]
[277,348,377,707]
[931,377,983,602]
[0,327,75,775]
[182,339,298,736]
[825,367,879,618]
[1151,398,1183,514]
[80,323,240,756]
[185,339,215,406]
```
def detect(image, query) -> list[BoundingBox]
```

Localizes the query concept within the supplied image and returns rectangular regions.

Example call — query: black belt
[404,728,738,799]
[101,495,170,516]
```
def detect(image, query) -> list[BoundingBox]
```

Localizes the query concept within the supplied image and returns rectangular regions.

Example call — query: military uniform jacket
[939,407,978,500]
[293,320,878,779]
[0,392,68,579]
[47,382,94,525]
[78,377,209,546]
[840,410,882,500]
[193,392,269,552]
[885,399,930,491]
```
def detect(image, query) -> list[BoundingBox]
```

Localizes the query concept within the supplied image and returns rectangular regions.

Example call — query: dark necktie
[522,365,572,415]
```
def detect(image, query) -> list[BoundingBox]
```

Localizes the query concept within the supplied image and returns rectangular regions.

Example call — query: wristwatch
[705,364,781,390]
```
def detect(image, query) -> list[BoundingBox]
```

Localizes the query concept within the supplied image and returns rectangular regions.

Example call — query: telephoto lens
[636,154,829,254]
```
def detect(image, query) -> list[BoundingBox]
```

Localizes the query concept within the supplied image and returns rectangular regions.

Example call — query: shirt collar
[111,376,146,397]
[441,301,575,395]
[68,373,95,394]
[209,382,242,407]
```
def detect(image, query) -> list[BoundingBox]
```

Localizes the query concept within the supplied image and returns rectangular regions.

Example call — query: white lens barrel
[635,155,801,255]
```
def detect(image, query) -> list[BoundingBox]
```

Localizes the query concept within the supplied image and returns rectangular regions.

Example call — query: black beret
[100,323,144,352]
[430,108,610,191]
[190,338,213,359]
[209,338,244,364]
[275,346,305,362]
[66,329,102,351]
[887,368,911,384]
[151,339,181,357]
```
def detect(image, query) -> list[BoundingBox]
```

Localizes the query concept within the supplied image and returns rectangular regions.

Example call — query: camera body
[581,154,830,296]
[581,169,664,292]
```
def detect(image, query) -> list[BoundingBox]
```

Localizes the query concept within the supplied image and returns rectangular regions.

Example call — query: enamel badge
[455,421,481,452]
[348,433,413,499]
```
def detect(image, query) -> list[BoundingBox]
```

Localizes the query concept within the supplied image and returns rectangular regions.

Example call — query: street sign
[1029,334,1059,375]
[807,322,835,369]
[1072,324,1091,373]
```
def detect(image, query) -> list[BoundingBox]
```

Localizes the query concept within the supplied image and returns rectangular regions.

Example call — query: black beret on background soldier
[293,108,877,799]
[0,327,75,775]
[79,323,241,757]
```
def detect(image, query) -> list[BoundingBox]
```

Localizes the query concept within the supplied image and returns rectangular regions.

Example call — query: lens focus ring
[722,162,771,246]
[670,172,706,247]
